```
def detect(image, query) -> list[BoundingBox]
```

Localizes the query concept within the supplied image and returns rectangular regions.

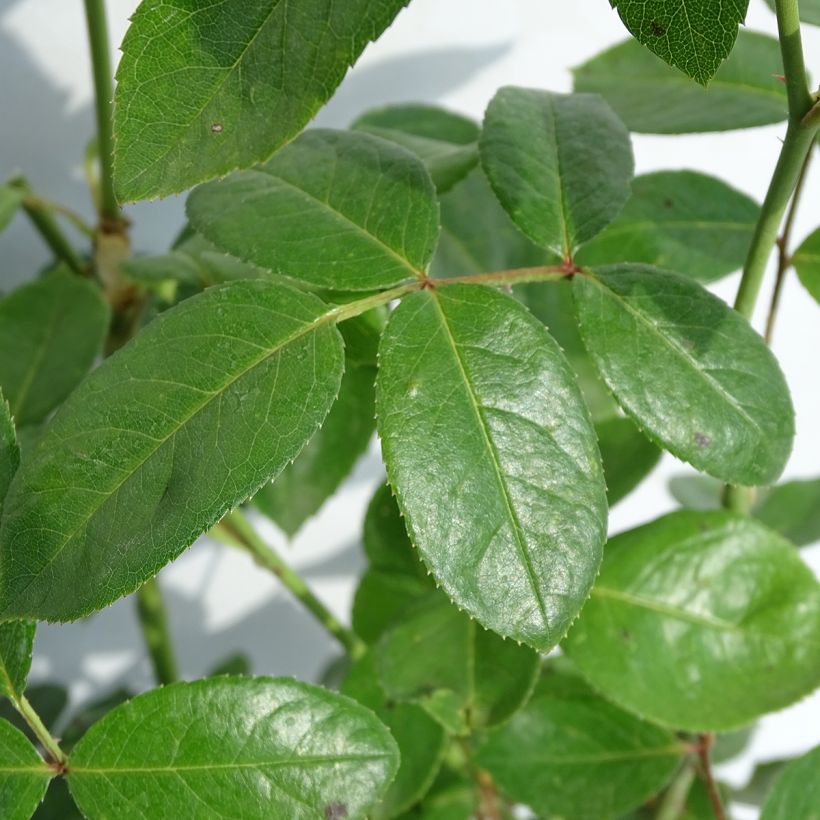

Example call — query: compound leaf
[564,511,820,731]
[476,669,684,818]
[0,280,344,622]
[0,271,110,428]
[574,31,786,133]
[577,171,759,282]
[610,0,750,85]
[67,677,399,820]
[113,0,411,200]
[573,265,794,485]
[480,87,633,258]
[376,284,607,651]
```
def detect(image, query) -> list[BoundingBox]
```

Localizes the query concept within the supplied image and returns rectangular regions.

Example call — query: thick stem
[83,0,119,224]
[9,178,88,277]
[775,0,814,117]
[697,734,726,820]
[135,577,179,686]
[222,510,367,658]
[654,761,697,820]
[15,694,67,767]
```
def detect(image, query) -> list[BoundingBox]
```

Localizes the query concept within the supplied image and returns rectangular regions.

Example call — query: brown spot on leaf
[663,198,674,209]
[210,122,224,133]
[649,20,666,36]
[694,432,711,448]
[620,628,632,642]
[325,804,348,820]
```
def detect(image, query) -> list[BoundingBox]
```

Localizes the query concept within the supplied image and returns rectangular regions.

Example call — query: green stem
[775,0,814,117]
[135,577,179,685]
[14,694,67,767]
[222,510,367,659]
[654,760,696,820]
[83,0,119,223]
[9,178,88,277]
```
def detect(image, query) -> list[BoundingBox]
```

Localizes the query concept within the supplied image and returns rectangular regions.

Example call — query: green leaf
[0,186,23,234]
[0,280,344,622]
[476,669,684,819]
[564,511,820,731]
[480,88,633,258]
[352,104,479,193]
[430,170,552,279]
[596,416,661,506]
[0,270,110,427]
[0,685,67,744]
[395,768,474,820]
[187,129,438,291]
[353,569,433,645]
[362,484,427,579]
[0,391,20,513]
[668,474,723,510]
[610,0,750,84]
[576,171,759,282]
[760,745,820,820]
[60,688,131,751]
[33,778,82,820]
[113,0,411,201]
[376,284,608,650]
[67,677,399,819]
[736,759,790,806]
[573,265,794,485]
[0,621,34,703]
[0,719,52,820]
[794,227,820,303]
[764,0,820,26]
[755,477,820,547]
[252,318,379,536]
[711,725,754,763]
[574,31,787,133]
[208,653,251,677]
[376,594,539,734]
[343,653,446,817]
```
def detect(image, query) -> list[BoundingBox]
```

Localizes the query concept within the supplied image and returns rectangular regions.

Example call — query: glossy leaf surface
[574,265,794,485]
[794,227,820,304]
[67,677,399,819]
[564,511,820,730]
[353,104,479,192]
[0,271,109,427]
[610,0,749,84]
[113,0,410,200]
[377,284,607,650]
[574,31,786,133]
[480,87,633,257]
[0,719,52,820]
[476,670,683,819]
[760,745,820,820]
[430,170,551,279]
[0,281,343,622]
[343,653,446,817]
[253,317,379,536]
[577,171,759,282]
[376,594,539,733]
[187,129,439,290]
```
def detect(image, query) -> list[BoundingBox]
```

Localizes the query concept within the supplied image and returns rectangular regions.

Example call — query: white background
[1,0,819,813]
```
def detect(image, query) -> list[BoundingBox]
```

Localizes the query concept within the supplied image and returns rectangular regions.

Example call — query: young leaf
[67,677,399,819]
[576,171,760,282]
[764,0,820,26]
[794,227,820,304]
[754,477,820,547]
[480,88,633,258]
[0,185,23,234]
[573,265,794,485]
[376,284,608,650]
[113,0,411,201]
[609,0,750,85]
[0,719,53,820]
[476,670,684,819]
[343,653,446,817]
[563,511,820,731]
[352,104,480,193]
[376,594,539,734]
[253,317,380,536]
[760,745,820,819]
[0,270,110,427]
[430,169,552,279]
[187,129,439,291]
[0,280,344,622]
[574,31,787,133]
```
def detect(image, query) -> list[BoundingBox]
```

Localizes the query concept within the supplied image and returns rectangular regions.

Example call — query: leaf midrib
[2,300,340,610]
[429,291,551,637]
